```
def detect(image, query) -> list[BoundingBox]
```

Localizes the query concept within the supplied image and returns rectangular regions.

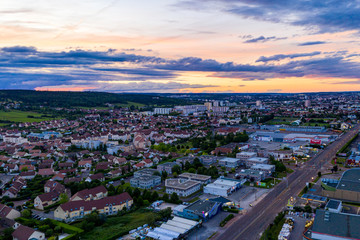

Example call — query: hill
[0,90,192,108]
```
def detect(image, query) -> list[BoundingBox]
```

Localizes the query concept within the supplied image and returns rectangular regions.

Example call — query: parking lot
[188,211,232,240]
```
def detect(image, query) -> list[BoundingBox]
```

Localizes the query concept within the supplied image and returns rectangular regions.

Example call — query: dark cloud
[1,46,360,91]
[243,36,286,43]
[298,41,327,46]
[218,0,360,33]
[256,51,321,62]
[2,46,37,53]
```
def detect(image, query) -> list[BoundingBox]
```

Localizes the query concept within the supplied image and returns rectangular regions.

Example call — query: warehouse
[173,200,221,221]
[322,168,360,202]
[146,216,199,240]
[311,209,360,240]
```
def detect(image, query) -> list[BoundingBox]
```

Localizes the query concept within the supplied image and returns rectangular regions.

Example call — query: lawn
[116,101,146,108]
[80,210,160,240]
[0,110,58,123]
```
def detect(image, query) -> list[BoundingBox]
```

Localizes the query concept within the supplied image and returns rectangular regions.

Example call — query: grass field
[0,110,59,123]
[116,101,146,108]
[80,210,160,240]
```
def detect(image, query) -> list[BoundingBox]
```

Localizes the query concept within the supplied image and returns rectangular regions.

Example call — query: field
[0,110,58,123]
[80,210,160,240]
[116,101,146,108]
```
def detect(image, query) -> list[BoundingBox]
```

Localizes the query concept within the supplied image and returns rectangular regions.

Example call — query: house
[38,168,54,176]
[70,185,108,201]
[85,173,105,182]
[34,181,67,210]
[12,224,45,240]
[54,193,133,221]
[78,160,92,169]
[0,204,21,220]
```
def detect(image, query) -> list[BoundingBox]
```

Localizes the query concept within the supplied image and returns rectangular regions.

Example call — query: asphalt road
[214,125,360,240]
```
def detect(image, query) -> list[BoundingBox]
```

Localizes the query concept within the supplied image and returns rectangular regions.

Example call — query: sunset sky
[1,0,360,93]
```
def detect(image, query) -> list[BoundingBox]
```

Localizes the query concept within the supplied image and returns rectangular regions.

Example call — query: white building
[203,178,245,197]
[154,108,173,115]
[165,178,201,197]
[219,157,242,168]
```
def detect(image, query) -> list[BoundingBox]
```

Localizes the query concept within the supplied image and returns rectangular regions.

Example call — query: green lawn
[0,110,58,123]
[80,210,160,240]
[116,101,146,108]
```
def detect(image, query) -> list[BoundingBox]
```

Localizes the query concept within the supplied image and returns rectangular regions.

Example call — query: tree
[170,192,180,203]
[162,193,169,202]
[188,168,196,173]
[172,165,181,174]
[132,188,141,198]
[159,207,172,219]
[21,209,32,218]
[151,191,159,201]
[161,171,168,181]
[59,193,69,204]
[2,228,14,240]
[317,171,322,178]
[304,205,312,213]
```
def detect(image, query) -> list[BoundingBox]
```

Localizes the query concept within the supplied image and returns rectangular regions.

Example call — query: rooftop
[312,209,360,239]
[165,179,200,190]
[336,168,360,192]
[185,200,217,214]
[179,172,211,181]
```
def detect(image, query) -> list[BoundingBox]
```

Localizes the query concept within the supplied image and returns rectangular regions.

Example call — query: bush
[219,214,234,227]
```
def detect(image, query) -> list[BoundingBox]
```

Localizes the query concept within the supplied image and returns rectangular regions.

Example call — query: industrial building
[311,209,360,240]
[204,177,245,197]
[146,216,199,240]
[173,200,221,221]
[322,168,360,202]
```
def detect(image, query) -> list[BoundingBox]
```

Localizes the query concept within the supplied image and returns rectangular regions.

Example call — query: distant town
[0,91,360,240]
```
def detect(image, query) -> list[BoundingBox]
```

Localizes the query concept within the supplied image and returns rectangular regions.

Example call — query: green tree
[21,209,32,218]
[170,192,180,203]
[59,193,69,204]
[2,228,14,240]
[172,165,181,174]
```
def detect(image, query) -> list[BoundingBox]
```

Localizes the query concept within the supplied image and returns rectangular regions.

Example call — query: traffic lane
[215,126,360,240]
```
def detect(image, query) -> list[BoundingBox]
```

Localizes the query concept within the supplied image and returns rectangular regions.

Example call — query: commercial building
[245,157,269,167]
[165,178,201,197]
[133,168,159,178]
[322,168,360,202]
[219,157,242,168]
[236,152,257,162]
[250,164,275,177]
[173,200,221,221]
[130,175,161,189]
[54,193,133,222]
[199,155,218,165]
[236,169,266,182]
[204,177,245,197]
[157,162,179,174]
[178,173,211,185]
[311,209,360,240]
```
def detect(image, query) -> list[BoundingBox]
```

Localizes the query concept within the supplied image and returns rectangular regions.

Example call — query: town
[0,91,359,240]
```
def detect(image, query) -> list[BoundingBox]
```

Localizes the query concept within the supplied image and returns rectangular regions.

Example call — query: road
[214,125,360,240]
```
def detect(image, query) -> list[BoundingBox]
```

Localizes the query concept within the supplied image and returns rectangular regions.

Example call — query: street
[214,125,360,240]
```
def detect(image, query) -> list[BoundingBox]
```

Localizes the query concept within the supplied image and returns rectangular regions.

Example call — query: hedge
[219,214,234,227]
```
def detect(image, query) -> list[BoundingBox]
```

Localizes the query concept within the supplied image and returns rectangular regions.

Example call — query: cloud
[1,46,37,53]
[298,41,327,46]
[267,89,282,93]
[243,35,287,43]
[221,0,360,33]
[1,46,360,91]
[256,51,321,62]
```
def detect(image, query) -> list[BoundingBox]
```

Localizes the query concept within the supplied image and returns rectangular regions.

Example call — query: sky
[0,0,360,93]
